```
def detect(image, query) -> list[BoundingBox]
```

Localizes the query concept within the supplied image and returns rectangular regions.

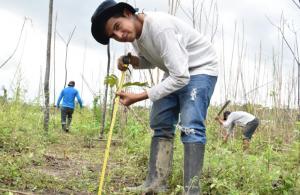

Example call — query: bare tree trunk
[221,25,227,100]
[228,22,237,98]
[210,2,219,42]
[100,42,111,138]
[267,16,300,117]
[109,55,115,109]
[81,41,87,98]
[290,57,297,108]
[38,65,44,104]
[9,32,26,92]
[81,73,96,97]
[238,23,247,103]
[44,0,53,132]
[0,17,28,69]
[291,0,300,9]
[57,26,76,88]
[234,32,241,99]
[253,42,262,103]
[63,44,68,88]
[53,13,57,105]
[168,0,181,15]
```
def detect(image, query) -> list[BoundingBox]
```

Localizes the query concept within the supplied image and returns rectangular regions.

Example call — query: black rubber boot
[66,118,72,132]
[62,124,67,132]
[184,143,205,195]
[126,137,174,193]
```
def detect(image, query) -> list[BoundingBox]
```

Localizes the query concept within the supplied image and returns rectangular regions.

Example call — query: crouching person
[215,110,259,150]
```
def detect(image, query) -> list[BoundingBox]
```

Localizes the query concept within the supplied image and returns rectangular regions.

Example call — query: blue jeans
[150,74,217,144]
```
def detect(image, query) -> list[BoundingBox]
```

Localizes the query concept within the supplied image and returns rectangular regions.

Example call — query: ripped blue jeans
[150,74,217,144]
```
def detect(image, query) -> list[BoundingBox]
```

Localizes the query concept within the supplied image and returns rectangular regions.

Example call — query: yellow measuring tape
[97,67,127,195]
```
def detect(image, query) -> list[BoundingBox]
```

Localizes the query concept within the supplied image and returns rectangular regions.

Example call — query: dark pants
[61,107,74,130]
[243,118,259,140]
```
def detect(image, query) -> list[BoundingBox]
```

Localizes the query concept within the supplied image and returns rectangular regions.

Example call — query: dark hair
[223,111,231,120]
[91,0,137,45]
[104,9,136,37]
[68,81,75,87]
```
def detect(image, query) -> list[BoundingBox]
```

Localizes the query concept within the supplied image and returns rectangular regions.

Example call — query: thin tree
[44,0,54,132]
[291,0,300,9]
[100,42,111,138]
[9,33,26,93]
[233,25,247,102]
[81,41,87,98]
[220,25,228,100]
[267,16,300,116]
[168,0,181,15]
[228,22,237,98]
[81,73,97,97]
[53,13,57,105]
[57,26,76,88]
[0,17,29,69]
[38,64,44,104]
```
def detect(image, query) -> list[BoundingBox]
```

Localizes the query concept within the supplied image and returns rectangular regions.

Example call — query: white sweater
[132,12,218,102]
[223,111,256,134]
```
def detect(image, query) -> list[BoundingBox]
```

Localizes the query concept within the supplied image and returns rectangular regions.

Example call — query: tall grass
[0,99,299,194]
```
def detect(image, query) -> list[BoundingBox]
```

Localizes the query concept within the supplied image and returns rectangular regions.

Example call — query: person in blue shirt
[56,81,83,132]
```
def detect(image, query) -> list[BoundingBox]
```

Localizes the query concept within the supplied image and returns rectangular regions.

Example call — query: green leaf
[104,74,118,88]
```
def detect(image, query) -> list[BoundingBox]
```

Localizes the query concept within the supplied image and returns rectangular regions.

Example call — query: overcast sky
[0,0,299,107]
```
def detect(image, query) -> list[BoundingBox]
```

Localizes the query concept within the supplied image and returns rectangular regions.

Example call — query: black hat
[91,0,137,45]
[68,81,75,87]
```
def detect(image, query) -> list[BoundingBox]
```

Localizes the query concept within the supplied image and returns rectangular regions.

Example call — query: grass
[0,99,299,194]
